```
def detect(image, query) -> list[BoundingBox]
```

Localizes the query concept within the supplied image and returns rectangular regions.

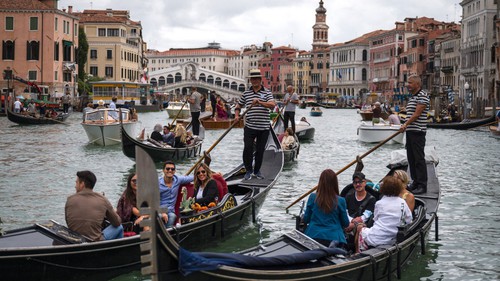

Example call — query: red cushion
[278,133,284,143]
[212,173,228,200]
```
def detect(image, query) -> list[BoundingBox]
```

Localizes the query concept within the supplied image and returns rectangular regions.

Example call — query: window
[2,40,15,60]
[28,70,37,80]
[54,71,58,81]
[63,42,71,61]
[6,17,13,30]
[107,29,119,37]
[90,49,97,59]
[89,66,98,76]
[98,28,106,36]
[63,72,72,82]
[55,18,58,31]
[105,66,113,78]
[30,17,38,31]
[54,42,59,61]
[26,41,39,60]
[106,49,112,59]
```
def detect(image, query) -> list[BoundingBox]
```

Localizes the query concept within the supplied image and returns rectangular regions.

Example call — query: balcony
[440,66,454,73]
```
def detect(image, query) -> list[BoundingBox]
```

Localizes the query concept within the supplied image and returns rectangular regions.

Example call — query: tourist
[372,102,382,124]
[234,69,276,180]
[188,86,202,136]
[387,109,401,125]
[216,95,228,119]
[280,127,296,150]
[62,93,71,113]
[209,91,217,119]
[399,75,430,194]
[27,100,36,116]
[173,124,188,148]
[150,124,164,143]
[97,99,106,109]
[38,101,47,117]
[162,125,175,146]
[116,173,150,234]
[303,169,350,247]
[65,170,123,241]
[393,170,415,212]
[159,161,194,227]
[344,172,376,232]
[200,92,206,113]
[283,85,299,133]
[355,176,412,253]
[193,163,219,206]
[109,96,118,119]
[13,98,22,113]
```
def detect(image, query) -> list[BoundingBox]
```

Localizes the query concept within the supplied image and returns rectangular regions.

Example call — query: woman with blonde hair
[393,170,415,212]
[303,169,350,247]
[173,124,187,148]
[193,163,219,206]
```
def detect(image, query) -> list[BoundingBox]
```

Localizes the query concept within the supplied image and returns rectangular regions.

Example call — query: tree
[77,26,88,81]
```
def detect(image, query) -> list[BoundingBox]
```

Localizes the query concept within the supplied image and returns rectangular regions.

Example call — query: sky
[59,0,462,52]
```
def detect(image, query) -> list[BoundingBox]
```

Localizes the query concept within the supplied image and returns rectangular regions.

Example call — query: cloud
[60,0,461,51]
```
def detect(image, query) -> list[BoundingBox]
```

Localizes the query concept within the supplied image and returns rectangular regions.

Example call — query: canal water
[0,108,499,280]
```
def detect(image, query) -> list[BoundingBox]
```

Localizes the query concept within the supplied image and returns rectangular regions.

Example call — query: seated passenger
[215,96,228,120]
[193,163,219,207]
[344,172,376,232]
[116,173,150,234]
[65,170,123,241]
[355,176,413,253]
[393,170,415,212]
[150,124,164,142]
[186,131,194,145]
[303,169,350,247]
[162,126,175,146]
[173,124,187,148]
[280,127,296,150]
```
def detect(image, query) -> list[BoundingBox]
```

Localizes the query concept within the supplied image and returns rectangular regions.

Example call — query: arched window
[362,68,367,81]
[158,76,165,86]
[27,40,39,60]
[150,78,158,87]
[238,84,246,92]
[167,74,174,84]
[231,82,238,90]
[199,73,206,82]
[174,72,182,82]
[207,75,214,84]
[223,79,230,88]
[215,77,222,86]
[2,40,15,60]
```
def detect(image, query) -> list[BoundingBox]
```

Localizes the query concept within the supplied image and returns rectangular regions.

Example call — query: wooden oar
[285,130,402,211]
[185,104,254,176]
[271,104,286,127]
[168,99,189,128]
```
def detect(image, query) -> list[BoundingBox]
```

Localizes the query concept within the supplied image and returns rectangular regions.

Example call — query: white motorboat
[82,108,137,146]
[357,121,404,144]
[166,101,190,119]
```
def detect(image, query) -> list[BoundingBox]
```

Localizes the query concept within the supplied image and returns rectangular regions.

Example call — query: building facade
[1,0,79,99]
[74,9,147,83]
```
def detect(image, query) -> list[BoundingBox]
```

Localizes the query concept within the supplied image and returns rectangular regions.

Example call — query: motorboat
[358,121,404,144]
[166,101,191,119]
[81,108,136,146]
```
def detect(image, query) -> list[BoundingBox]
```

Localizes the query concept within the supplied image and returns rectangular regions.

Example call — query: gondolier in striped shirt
[399,75,430,194]
[235,69,276,180]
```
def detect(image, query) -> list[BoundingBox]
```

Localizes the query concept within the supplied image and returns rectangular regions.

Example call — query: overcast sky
[60,0,462,52]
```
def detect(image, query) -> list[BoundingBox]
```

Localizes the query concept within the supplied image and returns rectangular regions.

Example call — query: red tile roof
[0,0,54,10]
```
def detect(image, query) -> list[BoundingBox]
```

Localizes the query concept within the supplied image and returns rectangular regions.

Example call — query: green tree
[77,26,88,81]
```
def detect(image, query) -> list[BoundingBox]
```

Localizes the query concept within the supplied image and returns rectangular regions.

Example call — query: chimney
[68,6,73,14]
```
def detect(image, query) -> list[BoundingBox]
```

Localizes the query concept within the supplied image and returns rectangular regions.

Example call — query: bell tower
[312,0,329,50]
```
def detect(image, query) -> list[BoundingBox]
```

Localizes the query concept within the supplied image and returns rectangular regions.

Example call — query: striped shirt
[238,86,274,131]
[405,89,429,132]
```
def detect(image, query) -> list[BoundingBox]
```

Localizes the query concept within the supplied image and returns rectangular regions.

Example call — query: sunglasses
[353,180,364,185]
[196,170,207,175]
[131,179,137,184]
[164,167,175,171]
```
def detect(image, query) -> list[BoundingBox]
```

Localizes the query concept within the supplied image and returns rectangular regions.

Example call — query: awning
[63,40,73,46]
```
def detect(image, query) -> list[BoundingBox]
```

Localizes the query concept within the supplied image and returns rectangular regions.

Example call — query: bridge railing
[157,80,244,99]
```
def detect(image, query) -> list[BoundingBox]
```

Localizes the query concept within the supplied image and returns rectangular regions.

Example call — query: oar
[271,104,286,127]
[285,130,401,211]
[185,104,254,176]
[169,99,189,128]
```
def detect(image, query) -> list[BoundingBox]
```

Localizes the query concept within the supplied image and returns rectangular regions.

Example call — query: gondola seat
[212,173,228,200]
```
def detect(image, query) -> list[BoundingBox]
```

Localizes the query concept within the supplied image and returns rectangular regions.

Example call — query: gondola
[6,106,70,125]
[140,148,440,281]
[273,114,299,163]
[0,126,284,281]
[295,118,315,141]
[427,115,495,130]
[121,125,203,162]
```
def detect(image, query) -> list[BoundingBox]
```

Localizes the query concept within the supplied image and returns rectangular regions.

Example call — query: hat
[98,100,104,105]
[352,172,365,181]
[248,69,262,78]
[374,102,381,106]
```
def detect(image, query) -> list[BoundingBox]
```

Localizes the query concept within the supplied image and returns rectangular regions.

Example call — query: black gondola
[295,119,315,141]
[0,125,284,281]
[139,149,440,281]
[6,106,70,125]
[427,115,495,130]
[121,125,203,162]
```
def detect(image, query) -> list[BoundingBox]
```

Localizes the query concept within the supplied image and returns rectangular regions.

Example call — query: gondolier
[235,69,276,180]
[188,86,202,136]
[283,85,299,133]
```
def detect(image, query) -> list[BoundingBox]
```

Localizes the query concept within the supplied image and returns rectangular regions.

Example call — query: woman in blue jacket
[304,169,350,247]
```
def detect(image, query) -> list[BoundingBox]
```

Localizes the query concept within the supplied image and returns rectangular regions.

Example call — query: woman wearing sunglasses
[117,173,149,234]
[193,163,219,206]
